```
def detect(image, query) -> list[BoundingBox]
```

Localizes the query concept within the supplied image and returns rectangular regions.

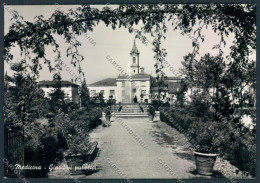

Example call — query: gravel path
[49,117,247,179]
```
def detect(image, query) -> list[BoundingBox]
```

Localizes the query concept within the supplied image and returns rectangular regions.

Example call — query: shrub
[188,120,222,153]
[148,105,156,117]
[160,105,256,176]
[151,100,164,110]
[105,106,112,116]
[160,107,198,131]
[66,134,92,154]
[24,121,63,177]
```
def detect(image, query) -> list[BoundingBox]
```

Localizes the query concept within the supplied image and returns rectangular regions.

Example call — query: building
[37,80,80,104]
[88,41,181,104]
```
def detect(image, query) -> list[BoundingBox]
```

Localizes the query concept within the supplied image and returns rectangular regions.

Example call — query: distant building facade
[37,80,80,104]
[88,41,181,104]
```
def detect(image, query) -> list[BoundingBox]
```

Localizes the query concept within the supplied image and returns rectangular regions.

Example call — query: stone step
[113,113,149,117]
[111,104,150,115]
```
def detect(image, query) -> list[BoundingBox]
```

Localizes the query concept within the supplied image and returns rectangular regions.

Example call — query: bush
[160,105,256,176]
[88,107,102,129]
[148,105,156,117]
[188,120,223,153]
[224,128,256,177]
[53,106,102,155]
[24,121,63,177]
[160,107,198,131]
[151,100,164,110]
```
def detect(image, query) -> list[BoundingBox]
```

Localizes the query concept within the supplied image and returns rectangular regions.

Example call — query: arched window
[133,57,136,64]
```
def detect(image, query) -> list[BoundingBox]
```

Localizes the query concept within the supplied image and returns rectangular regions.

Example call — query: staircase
[112,103,149,117]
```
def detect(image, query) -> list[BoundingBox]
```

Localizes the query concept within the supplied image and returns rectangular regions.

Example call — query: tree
[174,80,188,107]
[4,4,256,176]
[4,5,255,97]
[49,73,65,113]
[80,78,90,108]
[5,60,48,126]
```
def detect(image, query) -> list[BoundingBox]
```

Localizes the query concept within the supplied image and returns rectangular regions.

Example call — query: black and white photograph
[2,2,257,181]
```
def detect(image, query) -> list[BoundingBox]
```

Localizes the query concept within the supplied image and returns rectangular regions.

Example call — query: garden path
[49,117,244,179]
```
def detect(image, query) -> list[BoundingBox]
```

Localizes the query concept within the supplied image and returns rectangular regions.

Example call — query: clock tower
[130,40,140,75]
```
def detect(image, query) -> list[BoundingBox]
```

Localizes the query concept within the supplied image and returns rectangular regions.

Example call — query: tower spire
[130,40,140,55]
[129,40,140,75]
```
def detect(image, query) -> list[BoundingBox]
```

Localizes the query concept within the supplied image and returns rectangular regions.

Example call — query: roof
[89,78,117,87]
[117,73,151,80]
[37,80,78,87]
[130,40,140,55]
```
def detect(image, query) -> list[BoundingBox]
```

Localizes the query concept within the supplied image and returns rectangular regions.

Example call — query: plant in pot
[148,105,155,122]
[151,100,162,122]
[105,106,112,122]
[188,120,222,176]
[64,134,98,175]
[105,106,112,123]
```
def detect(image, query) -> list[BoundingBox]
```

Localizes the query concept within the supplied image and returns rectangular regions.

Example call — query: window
[133,70,135,73]
[100,90,105,94]
[133,57,136,64]
[110,90,115,95]
[122,81,125,87]
[122,90,125,95]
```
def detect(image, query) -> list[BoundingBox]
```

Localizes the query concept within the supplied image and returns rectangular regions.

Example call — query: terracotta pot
[64,152,88,175]
[149,115,154,122]
[153,111,160,122]
[194,151,218,176]
[64,148,98,175]
[105,115,111,122]
[110,113,116,122]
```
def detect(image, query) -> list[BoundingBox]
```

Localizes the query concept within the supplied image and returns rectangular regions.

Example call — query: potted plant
[188,120,221,175]
[64,134,98,175]
[105,106,112,122]
[151,100,162,122]
[148,105,155,122]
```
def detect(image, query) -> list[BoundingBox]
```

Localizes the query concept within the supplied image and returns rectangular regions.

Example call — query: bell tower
[130,40,140,75]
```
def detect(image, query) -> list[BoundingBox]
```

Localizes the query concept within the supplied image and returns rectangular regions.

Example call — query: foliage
[148,105,155,117]
[80,78,90,108]
[24,119,63,177]
[4,62,48,127]
[4,5,255,100]
[151,99,164,110]
[55,107,102,154]
[105,106,112,116]
[179,52,256,175]
[224,128,256,177]
[160,103,256,176]
[4,3,256,177]
[89,92,105,107]
[48,74,66,113]
[174,80,188,107]
[160,106,198,132]
[188,121,223,153]
[107,95,116,106]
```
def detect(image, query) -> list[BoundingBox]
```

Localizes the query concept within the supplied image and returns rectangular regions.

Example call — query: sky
[4,5,252,85]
